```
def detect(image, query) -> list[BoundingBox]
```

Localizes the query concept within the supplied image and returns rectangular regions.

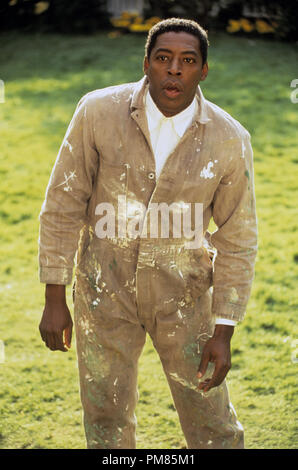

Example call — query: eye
[184,57,196,64]
[157,55,168,62]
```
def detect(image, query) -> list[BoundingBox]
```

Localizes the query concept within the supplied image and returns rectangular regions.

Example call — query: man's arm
[197,131,257,391]
[38,93,99,351]
[210,133,258,322]
[39,93,98,286]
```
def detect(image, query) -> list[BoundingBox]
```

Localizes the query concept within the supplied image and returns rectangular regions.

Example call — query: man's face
[144,31,208,117]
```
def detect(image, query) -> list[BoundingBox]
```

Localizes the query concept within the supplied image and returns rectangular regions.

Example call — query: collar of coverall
[130,76,211,125]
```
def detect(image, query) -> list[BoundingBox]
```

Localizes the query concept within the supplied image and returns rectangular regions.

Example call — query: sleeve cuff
[212,300,246,323]
[215,318,237,326]
[39,266,73,285]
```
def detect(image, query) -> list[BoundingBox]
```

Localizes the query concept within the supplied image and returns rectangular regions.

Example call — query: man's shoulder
[78,81,138,111]
[204,98,251,142]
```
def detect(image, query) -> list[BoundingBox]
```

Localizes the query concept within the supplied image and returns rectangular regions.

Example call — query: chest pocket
[98,158,130,200]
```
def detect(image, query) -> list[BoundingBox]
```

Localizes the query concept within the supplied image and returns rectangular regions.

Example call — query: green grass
[0,30,297,449]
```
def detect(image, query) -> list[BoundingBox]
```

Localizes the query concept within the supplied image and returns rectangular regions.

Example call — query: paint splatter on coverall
[39,76,258,449]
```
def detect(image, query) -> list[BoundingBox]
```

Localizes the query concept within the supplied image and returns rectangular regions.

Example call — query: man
[39,18,257,449]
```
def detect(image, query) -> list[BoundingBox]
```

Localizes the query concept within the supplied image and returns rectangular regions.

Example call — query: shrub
[0,0,296,40]
[217,0,298,41]
[0,0,110,33]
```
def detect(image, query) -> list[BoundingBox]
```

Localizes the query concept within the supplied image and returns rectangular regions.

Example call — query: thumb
[197,347,210,378]
[64,323,72,349]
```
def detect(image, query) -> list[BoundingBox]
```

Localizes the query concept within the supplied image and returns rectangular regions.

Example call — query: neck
[149,92,195,118]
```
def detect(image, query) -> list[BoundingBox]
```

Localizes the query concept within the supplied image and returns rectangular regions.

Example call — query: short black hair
[145,17,209,65]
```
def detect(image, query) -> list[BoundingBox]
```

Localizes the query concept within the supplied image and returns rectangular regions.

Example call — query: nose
[168,57,182,76]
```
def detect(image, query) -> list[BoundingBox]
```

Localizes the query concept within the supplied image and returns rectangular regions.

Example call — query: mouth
[162,81,183,99]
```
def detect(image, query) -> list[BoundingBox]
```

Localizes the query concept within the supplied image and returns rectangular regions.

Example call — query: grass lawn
[0,29,297,449]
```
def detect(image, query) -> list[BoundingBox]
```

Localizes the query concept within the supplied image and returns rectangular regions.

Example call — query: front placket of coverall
[131,107,204,326]
[129,107,158,324]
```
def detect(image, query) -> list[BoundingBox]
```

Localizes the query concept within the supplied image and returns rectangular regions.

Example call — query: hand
[39,284,73,352]
[197,324,234,392]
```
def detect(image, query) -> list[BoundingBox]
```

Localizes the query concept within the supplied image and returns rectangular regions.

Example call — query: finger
[198,378,211,390]
[39,324,46,344]
[40,330,46,344]
[45,331,65,351]
[45,332,56,351]
[55,330,68,352]
[198,378,211,391]
[202,364,229,392]
[64,323,73,349]
[39,322,56,350]
[197,349,210,379]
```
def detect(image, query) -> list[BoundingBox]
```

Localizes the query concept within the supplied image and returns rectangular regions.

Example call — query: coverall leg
[74,239,147,449]
[145,290,244,449]
[135,244,244,449]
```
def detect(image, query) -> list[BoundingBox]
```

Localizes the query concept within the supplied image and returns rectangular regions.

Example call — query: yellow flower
[9,0,17,6]
[121,11,138,19]
[110,12,161,32]
[110,19,131,28]
[34,1,49,15]
[226,19,241,33]
[133,16,144,25]
[121,11,132,19]
[255,19,275,34]
[240,18,254,33]
[129,24,151,32]
[146,16,161,25]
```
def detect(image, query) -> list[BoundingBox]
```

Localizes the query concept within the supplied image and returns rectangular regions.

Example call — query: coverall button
[148,172,155,180]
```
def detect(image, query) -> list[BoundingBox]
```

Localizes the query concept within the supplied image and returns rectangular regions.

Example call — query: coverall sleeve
[210,132,258,322]
[38,94,99,285]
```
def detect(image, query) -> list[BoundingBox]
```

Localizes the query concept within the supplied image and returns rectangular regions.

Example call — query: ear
[200,62,209,81]
[143,56,149,75]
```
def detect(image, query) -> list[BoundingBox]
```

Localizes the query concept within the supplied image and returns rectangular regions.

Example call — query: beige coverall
[39,76,258,449]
